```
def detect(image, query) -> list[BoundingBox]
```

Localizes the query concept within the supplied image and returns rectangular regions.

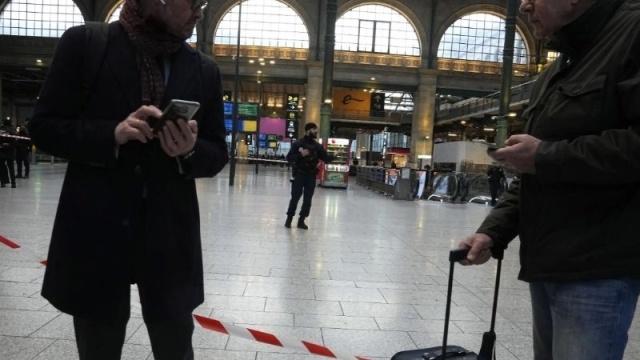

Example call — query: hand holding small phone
[299,147,311,157]
[153,99,200,157]
[115,105,160,145]
[147,99,200,134]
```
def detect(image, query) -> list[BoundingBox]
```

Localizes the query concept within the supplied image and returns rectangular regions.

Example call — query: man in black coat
[486,165,505,206]
[460,1,640,359]
[285,123,331,230]
[15,125,31,179]
[29,0,228,358]
[0,120,16,188]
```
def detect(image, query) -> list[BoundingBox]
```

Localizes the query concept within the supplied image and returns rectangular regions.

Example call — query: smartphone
[149,99,200,133]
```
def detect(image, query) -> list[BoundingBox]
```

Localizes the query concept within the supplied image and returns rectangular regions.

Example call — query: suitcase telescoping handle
[439,247,504,360]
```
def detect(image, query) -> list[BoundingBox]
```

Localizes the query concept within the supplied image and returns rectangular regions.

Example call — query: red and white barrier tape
[0,234,47,265]
[193,314,371,360]
[2,235,369,359]
[0,134,31,140]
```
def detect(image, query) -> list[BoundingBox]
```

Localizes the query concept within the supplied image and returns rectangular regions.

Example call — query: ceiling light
[269,60,275,64]
[258,58,264,62]
[461,120,467,125]
[447,133,458,137]
[370,77,376,81]
[257,70,262,74]
[484,127,495,132]
[260,62,265,66]
[324,99,333,104]
[248,59,255,64]
[36,59,43,64]
[508,112,518,118]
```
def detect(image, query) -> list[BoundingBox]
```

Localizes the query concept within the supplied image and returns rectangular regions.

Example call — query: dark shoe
[284,216,293,228]
[11,183,16,188]
[0,183,5,188]
[297,218,308,230]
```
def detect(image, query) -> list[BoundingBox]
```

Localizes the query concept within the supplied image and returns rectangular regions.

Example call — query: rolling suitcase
[391,247,504,360]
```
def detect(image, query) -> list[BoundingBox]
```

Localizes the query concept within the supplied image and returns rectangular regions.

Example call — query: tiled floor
[1,163,639,360]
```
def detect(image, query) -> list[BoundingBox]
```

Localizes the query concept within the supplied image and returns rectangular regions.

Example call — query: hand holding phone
[148,99,200,134]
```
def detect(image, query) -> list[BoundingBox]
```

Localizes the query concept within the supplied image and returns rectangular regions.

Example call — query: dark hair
[304,123,318,131]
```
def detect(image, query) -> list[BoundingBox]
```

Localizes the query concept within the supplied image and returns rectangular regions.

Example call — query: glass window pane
[335,4,420,57]
[0,0,84,37]
[437,12,529,64]
[214,0,309,49]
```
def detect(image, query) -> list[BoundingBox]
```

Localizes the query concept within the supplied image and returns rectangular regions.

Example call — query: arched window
[214,0,309,49]
[335,4,420,57]
[438,12,529,64]
[0,0,84,37]
[107,1,197,43]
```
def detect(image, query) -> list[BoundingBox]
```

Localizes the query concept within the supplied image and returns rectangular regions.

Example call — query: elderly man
[30,0,228,357]
[460,0,640,359]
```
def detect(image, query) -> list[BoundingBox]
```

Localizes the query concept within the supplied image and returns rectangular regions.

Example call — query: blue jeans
[530,279,640,360]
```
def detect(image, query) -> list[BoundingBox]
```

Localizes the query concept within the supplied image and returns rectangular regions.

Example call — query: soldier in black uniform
[15,125,31,179]
[285,123,332,230]
[487,165,505,206]
[0,120,16,188]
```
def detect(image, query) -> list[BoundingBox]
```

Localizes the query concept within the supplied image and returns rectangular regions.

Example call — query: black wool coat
[30,22,228,320]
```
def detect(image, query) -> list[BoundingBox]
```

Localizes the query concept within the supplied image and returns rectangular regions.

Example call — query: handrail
[437,80,536,123]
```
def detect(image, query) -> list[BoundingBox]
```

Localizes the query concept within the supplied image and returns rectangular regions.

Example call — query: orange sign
[332,88,371,115]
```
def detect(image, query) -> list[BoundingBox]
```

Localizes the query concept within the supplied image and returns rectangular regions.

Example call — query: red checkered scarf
[119,0,182,106]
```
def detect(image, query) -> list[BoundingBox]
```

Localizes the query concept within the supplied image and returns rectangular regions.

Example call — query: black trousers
[0,158,15,185]
[16,154,29,178]
[287,174,316,217]
[73,303,194,360]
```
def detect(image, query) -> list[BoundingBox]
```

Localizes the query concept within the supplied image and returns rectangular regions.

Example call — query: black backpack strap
[80,21,110,111]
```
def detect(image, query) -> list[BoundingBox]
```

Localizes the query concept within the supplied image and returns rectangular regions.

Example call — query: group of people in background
[0,120,32,188]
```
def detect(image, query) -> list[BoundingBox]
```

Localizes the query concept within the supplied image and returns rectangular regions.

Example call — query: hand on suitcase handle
[456,233,503,265]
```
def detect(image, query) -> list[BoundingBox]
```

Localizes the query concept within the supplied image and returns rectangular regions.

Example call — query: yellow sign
[332,88,371,115]
[243,120,257,132]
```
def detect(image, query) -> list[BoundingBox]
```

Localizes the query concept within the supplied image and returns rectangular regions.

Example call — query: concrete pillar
[305,61,323,132]
[0,75,3,124]
[355,133,371,159]
[410,69,438,165]
[197,9,212,55]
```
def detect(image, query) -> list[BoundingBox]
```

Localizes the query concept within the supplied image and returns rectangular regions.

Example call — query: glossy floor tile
[1,163,639,360]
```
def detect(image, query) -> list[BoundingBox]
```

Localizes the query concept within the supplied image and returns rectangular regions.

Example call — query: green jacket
[478,0,640,282]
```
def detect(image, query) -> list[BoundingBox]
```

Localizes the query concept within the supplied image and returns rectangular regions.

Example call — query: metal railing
[436,80,536,123]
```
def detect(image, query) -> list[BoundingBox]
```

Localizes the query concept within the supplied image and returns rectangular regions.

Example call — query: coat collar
[547,0,625,60]
[106,22,199,110]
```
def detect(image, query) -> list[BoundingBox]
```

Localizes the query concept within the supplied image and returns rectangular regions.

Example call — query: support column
[496,0,518,147]
[0,74,3,124]
[410,69,438,165]
[319,0,337,140]
[305,61,323,133]
[197,7,212,55]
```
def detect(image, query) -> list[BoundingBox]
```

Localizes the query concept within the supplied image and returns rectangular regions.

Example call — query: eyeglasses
[192,0,207,11]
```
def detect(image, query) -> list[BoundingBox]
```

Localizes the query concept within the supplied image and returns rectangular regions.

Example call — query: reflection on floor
[1,164,639,360]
